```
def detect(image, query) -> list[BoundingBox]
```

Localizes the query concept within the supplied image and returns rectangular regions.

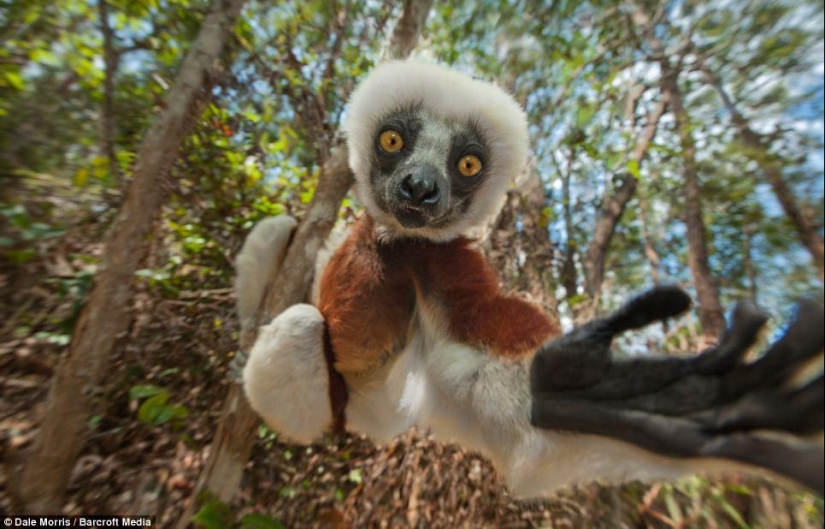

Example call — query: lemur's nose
[400,167,441,207]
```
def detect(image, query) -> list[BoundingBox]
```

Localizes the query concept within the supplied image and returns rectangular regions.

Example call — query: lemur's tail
[234,215,298,331]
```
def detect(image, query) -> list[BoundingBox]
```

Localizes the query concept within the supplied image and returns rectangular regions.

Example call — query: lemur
[235,60,824,497]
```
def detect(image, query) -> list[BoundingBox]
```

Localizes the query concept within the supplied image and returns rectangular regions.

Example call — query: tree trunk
[560,150,578,304]
[638,184,661,285]
[519,172,561,326]
[177,2,434,525]
[98,0,121,185]
[16,0,247,514]
[487,170,561,328]
[743,225,758,303]
[660,65,726,345]
[383,0,434,61]
[700,62,824,280]
[584,97,667,301]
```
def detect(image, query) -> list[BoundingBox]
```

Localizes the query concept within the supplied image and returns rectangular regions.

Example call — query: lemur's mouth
[400,205,423,214]
[394,205,429,228]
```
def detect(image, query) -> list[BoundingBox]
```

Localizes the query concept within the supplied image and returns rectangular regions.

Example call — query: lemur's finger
[725,299,825,396]
[793,375,825,433]
[531,395,824,495]
[602,285,692,336]
[532,286,692,395]
[756,299,825,371]
[694,301,768,375]
[700,434,824,496]
[530,395,708,458]
[699,374,823,435]
[575,300,764,402]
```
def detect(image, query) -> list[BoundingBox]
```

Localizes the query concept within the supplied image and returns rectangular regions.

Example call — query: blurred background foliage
[1,0,823,526]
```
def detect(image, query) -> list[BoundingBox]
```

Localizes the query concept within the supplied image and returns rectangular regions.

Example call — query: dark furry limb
[530,286,824,495]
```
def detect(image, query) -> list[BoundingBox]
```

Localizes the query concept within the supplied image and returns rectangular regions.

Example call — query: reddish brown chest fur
[318,217,416,376]
[318,215,558,376]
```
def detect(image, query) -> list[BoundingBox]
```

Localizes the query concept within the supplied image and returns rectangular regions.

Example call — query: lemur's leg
[235,217,334,442]
[243,304,332,443]
[234,215,298,332]
[233,215,298,379]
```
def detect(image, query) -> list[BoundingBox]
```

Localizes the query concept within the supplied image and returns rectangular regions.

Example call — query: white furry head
[343,60,529,241]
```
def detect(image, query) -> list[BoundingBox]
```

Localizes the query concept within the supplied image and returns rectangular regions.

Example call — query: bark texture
[560,151,578,305]
[487,170,561,328]
[17,0,247,513]
[660,65,726,345]
[383,0,434,61]
[638,185,661,286]
[177,2,434,524]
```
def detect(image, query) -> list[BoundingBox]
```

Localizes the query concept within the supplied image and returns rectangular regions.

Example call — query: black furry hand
[530,286,824,494]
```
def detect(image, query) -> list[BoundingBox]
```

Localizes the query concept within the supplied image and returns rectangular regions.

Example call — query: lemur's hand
[229,349,249,383]
[530,286,824,494]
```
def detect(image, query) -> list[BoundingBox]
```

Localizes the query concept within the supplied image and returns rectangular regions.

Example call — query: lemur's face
[345,60,529,242]
[367,106,489,231]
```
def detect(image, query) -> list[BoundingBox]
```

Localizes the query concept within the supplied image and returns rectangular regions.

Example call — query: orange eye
[379,130,404,153]
[457,154,483,177]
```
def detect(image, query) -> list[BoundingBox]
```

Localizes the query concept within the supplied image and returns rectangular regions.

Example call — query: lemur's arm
[531,287,825,495]
[411,238,559,358]
[317,215,416,377]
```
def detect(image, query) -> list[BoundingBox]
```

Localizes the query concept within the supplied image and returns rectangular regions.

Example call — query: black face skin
[368,106,490,231]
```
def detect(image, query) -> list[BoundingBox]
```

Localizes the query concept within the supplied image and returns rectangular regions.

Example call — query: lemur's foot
[235,215,298,332]
[243,303,332,444]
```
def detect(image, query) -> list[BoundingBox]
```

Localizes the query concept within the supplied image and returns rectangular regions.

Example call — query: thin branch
[98,0,122,186]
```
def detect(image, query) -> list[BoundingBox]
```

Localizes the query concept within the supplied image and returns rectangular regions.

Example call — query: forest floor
[1,219,822,529]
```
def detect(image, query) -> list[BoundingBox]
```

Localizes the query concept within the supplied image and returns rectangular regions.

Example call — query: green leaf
[347,469,362,484]
[626,159,641,180]
[31,48,56,64]
[714,490,749,529]
[4,71,24,91]
[278,486,298,499]
[576,104,595,127]
[725,483,754,496]
[240,514,285,529]
[158,368,180,379]
[662,485,684,523]
[137,391,170,425]
[73,168,90,187]
[88,415,103,430]
[129,384,165,400]
[6,248,36,264]
[33,331,70,345]
[299,189,314,204]
[192,500,233,529]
